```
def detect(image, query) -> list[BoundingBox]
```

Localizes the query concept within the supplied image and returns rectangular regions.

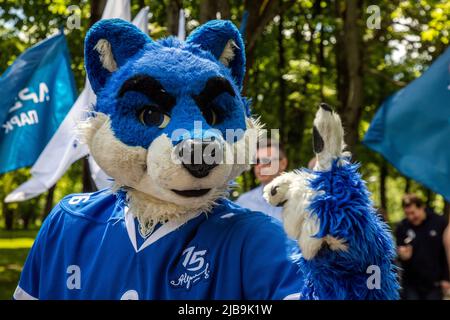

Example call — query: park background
[0,0,449,299]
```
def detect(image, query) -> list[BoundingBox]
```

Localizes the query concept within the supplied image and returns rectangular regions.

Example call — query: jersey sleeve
[239,216,304,300]
[13,204,60,300]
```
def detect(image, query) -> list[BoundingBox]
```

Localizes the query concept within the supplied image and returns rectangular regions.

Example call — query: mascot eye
[202,109,217,125]
[201,105,223,126]
[138,105,170,128]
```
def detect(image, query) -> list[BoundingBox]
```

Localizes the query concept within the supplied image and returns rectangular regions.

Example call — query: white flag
[132,6,150,34]
[177,9,186,40]
[5,0,134,203]
[86,6,150,190]
[101,0,130,20]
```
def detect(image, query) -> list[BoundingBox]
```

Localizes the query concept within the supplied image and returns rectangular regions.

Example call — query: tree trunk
[315,0,324,101]
[22,206,31,230]
[286,13,308,166]
[242,0,296,94]
[277,9,286,146]
[200,0,217,23]
[43,185,56,220]
[334,0,346,112]
[217,0,231,20]
[199,0,230,23]
[22,217,30,230]
[166,0,182,35]
[335,0,364,153]
[318,23,325,101]
[3,202,14,230]
[90,0,107,26]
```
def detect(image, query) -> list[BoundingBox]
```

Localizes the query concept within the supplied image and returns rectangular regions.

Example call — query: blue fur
[186,20,246,90]
[85,19,248,148]
[300,160,400,300]
[84,19,151,93]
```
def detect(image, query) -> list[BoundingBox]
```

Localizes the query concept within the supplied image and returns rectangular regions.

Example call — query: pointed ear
[186,20,246,91]
[84,18,151,93]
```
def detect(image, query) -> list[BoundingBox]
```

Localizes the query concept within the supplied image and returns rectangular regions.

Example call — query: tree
[242,0,296,93]
[199,0,230,23]
[166,0,183,35]
[334,0,364,153]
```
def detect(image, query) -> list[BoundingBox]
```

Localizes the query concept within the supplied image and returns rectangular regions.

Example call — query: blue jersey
[14,190,303,300]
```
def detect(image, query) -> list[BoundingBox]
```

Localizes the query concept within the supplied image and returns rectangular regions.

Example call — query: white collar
[124,206,202,253]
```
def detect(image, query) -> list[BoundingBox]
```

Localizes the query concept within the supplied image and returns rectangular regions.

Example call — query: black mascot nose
[178,139,222,178]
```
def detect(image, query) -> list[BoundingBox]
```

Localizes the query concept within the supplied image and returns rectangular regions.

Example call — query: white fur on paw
[299,214,323,260]
[312,104,348,170]
[263,172,297,207]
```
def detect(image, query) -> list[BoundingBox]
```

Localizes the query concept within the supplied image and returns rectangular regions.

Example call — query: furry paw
[313,103,348,170]
[262,104,353,260]
[264,170,316,244]
[263,172,297,207]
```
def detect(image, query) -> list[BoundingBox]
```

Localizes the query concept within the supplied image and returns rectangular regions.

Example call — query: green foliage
[0,228,38,299]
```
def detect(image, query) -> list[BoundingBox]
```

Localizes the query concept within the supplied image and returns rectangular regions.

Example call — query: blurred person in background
[396,193,450,300]
[235,139,288,221]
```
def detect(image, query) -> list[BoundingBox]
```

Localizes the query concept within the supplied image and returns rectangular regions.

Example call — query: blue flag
[0,33,76,174]
[364,47,450,201]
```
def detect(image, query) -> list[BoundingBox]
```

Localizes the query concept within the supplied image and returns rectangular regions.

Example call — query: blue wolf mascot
[15,19,399,300]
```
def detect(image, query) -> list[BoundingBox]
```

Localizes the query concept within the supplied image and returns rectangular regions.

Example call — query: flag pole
[80,0,109,193]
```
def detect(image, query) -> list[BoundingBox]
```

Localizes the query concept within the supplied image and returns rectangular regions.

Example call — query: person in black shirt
[396,194,450,300]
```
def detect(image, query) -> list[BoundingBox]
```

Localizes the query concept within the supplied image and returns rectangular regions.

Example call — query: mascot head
[81,19,260,235]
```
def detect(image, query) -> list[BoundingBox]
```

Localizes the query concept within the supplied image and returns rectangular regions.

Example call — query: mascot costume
[14,19,399,300]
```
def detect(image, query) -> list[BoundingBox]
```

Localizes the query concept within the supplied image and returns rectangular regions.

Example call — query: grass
[0,228,38,300]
